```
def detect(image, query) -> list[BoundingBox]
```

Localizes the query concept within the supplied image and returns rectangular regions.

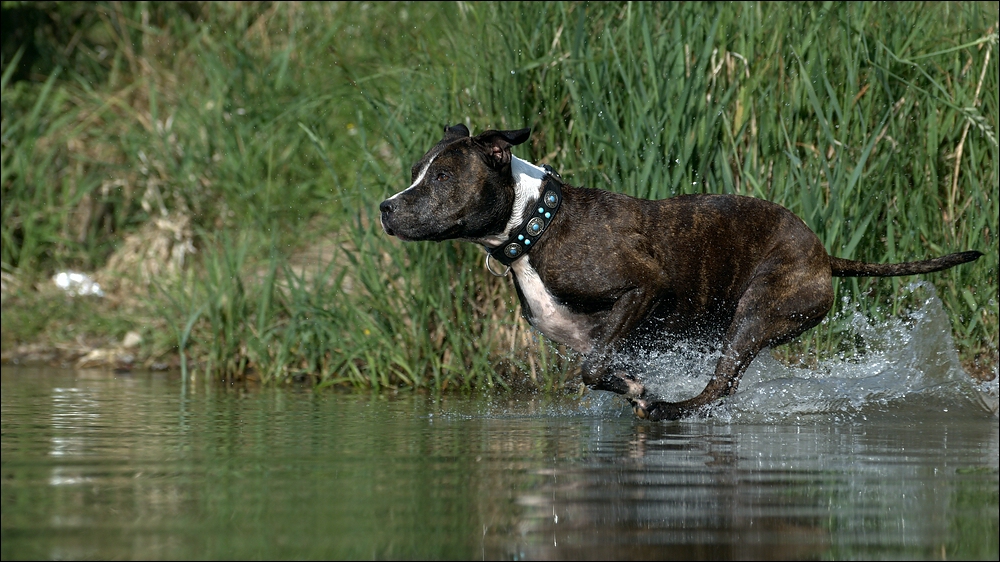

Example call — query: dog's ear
[474,127,531,168]
[441,124,471,141]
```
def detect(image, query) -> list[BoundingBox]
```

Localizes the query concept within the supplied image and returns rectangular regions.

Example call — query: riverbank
[2,245,996,385]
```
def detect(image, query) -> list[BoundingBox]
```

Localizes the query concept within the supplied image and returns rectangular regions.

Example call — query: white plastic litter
[53,271,105,297]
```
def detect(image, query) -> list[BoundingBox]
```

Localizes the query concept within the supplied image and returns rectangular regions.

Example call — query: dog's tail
[830,250,983,277]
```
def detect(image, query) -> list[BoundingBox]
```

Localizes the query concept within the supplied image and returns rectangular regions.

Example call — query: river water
[2,292,998,560]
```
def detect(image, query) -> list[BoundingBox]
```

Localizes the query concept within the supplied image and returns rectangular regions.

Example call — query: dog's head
[379,124,531,242]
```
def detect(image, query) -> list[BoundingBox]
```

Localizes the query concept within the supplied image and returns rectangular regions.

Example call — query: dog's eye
[436,172,450,182]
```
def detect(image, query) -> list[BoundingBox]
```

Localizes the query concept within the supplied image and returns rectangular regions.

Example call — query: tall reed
[2,2,996,388]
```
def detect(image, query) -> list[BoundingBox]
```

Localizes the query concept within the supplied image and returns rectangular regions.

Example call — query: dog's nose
[379,199,395,214]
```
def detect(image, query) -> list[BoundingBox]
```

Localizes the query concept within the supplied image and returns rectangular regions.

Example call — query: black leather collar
[486,174,563,267]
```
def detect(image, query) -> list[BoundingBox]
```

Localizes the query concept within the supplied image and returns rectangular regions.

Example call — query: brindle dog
[379,125,982,420]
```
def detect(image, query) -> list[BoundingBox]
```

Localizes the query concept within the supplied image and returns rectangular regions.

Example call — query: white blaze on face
[385,154,437,203]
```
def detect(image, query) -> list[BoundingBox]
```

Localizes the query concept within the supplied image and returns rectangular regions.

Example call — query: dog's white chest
[512,258,595,354]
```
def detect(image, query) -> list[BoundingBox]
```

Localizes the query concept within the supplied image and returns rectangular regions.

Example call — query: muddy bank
[1,336,173,373]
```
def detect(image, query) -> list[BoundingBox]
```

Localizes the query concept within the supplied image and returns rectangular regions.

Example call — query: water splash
[633,281,997,423]
[459,283,996,423]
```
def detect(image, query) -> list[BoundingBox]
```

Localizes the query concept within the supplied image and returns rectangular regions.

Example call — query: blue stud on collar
[544,191,559,207]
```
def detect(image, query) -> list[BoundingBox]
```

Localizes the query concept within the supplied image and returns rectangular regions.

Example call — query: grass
[1,1,997,389]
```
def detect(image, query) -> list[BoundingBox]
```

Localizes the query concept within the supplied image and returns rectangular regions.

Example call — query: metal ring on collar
[485,253,510,277]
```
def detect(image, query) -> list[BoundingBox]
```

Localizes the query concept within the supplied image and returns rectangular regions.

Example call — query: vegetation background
[2,1,997,390]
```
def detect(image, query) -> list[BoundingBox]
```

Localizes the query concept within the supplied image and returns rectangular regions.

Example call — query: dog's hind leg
[634,258,835,421]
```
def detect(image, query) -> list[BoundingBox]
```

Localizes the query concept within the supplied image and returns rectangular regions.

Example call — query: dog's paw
[631,398,686,421]
[616,370,645,399]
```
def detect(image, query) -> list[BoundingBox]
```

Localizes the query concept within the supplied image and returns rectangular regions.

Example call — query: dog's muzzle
[379,199,399,237]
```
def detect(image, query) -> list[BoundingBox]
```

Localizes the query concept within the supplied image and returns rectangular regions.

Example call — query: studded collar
[485,174,563,268]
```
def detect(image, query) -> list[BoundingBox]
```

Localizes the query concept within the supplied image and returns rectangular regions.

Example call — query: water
[2,294,998,560]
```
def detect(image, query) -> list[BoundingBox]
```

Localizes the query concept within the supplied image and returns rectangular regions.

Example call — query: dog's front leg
[578,288,657,401]
[580,352,645,397]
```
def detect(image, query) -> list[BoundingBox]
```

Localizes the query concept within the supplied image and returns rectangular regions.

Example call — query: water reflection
[492,417,999,560]
[1,366,997,560]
